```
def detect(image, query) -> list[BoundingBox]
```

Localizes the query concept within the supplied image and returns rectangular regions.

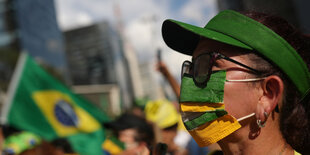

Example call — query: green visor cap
[162,10,310,98]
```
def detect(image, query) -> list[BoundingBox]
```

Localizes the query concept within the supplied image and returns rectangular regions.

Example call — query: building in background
[217,0,310,33]
[64,21,143,113]
[72,84,121,117]
[122,41,145,102]
[113,2,145,102]
[0,0,19,93]
[64,22,117,85]
[139,61,165,101]
[10,0,67,79]
[0,0,67,107]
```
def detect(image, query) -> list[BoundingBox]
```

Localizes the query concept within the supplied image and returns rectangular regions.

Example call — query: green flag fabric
[1,53,109,155]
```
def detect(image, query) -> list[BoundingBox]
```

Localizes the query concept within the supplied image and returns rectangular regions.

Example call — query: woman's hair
[242,11,310,154]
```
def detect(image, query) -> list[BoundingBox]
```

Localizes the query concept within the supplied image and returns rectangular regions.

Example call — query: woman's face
[192,38,261,122]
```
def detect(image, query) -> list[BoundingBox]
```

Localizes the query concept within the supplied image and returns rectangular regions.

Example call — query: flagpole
[0,52,28,124]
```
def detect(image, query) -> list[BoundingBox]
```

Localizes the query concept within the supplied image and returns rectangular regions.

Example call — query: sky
[54,0,218,79]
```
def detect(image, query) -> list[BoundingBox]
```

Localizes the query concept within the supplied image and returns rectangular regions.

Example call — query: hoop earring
[257,119,266,128]
[257,112,268,128]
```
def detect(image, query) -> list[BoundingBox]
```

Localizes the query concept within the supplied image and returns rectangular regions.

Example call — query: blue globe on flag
[54,99,79,127]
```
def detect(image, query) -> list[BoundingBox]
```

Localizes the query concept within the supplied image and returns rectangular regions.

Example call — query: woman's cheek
[224,82,255,118]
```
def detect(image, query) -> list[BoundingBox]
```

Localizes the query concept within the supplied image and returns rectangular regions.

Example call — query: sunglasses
[181,52,262,88]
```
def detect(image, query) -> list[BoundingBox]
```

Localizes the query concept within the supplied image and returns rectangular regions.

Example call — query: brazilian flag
[102,136,125,155]
[1,53,109,155]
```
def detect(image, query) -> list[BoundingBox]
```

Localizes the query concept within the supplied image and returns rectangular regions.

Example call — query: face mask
[180,70,255,147]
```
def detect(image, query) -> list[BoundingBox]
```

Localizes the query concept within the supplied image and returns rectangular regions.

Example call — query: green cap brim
[162,19,253,56]
[162,10,310,98]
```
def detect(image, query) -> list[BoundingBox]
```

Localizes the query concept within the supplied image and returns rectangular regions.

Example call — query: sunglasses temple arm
[222,57,261,74]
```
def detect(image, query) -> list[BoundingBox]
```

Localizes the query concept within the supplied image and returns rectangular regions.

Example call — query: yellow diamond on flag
[32,90,100,137]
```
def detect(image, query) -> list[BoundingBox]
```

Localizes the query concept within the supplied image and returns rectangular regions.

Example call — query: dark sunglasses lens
[181,61,192,78]
[194,54,212,84]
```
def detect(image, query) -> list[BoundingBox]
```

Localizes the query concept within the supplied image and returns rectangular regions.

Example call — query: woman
[161,10,310,154]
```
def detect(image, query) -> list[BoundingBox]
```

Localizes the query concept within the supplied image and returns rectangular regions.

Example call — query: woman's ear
[257,75,284,121]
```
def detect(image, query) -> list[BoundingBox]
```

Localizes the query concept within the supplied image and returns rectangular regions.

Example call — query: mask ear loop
[237,113,255,121]
[257,112,269,128]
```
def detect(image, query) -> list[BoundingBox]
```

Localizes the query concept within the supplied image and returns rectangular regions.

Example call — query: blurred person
[103,113,155,155]
[49,138,76,155]
[130,98,150,118]
[161,9,310,154]
[1,125,76,155]
[2,131,42,155]
[24,138,76,155]
[144,99,188,155]
[0,127,3,152]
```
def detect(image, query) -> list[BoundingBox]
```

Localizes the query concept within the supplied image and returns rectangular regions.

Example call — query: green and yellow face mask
[180,70,255,146]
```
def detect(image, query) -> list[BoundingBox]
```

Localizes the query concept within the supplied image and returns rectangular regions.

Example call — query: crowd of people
[1,9,310,155]
[0,49,212,155]
[101,60,213,155]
